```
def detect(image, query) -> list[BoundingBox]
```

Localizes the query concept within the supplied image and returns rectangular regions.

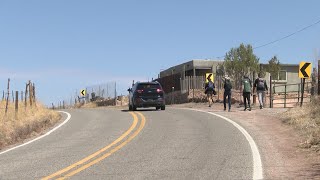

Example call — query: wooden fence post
[217,75,220,101]
[269,75,273,108]
[12,90,14,103]
[21,91,23,102]
[25,83,28,109]
[15,91,18,119]
[318,60,320,96]
[2,91,4,101]
[5,78,10,115]
[33,83,36,106]
[29,81,33,107]
[284,85,287,108]
[86,88,88,103]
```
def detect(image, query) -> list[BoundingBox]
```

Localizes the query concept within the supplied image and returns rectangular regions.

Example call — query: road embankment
[0,101,61,150]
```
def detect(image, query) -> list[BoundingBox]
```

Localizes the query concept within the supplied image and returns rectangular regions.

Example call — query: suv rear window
[137,83,161,90]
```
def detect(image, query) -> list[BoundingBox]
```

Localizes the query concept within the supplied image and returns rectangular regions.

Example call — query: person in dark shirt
[205,78,215,107]
[242,75,252,111]
[223,75,232,112]
[253,73,268,109]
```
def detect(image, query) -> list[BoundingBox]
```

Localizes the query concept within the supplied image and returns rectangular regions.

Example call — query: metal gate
[271,82,312,108]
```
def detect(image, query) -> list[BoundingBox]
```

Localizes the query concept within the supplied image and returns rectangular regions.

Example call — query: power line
[217,18,320,59]
[253,19,320,49]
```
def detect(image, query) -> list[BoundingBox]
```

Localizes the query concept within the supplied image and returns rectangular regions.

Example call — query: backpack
[224,79,232,91]
[208,81,214,89]
[257,78,265,89]
[243,78,251,93]
[205,81,215,94]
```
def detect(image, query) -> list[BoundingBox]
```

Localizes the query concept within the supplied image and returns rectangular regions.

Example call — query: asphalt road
[0,108,255,180]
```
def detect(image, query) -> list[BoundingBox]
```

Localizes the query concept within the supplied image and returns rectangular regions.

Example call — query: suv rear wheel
[132,105,137,111]
[129,104,133,111]
[161,105,165,110]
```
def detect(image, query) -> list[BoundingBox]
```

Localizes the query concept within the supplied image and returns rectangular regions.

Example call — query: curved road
[0,108,256,179]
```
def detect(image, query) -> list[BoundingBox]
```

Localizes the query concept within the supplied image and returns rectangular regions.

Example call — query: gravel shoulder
[172,102,320,179]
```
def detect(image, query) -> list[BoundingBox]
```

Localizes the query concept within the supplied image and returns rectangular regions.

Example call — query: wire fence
[85,82,117,101]
[0,78,37,117]
[53,81,118,109]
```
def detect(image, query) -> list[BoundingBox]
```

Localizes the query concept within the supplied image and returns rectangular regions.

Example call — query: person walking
[254,73,268,109]
[205,78,215,107]
[242,75,252,111]
[223,76,232,112]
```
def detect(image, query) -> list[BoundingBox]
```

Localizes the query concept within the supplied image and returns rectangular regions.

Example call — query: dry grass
[81,102,98,108]
[0,101,61,149]
[282,97,320,151]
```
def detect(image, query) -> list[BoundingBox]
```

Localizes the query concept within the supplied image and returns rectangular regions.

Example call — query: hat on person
[225,75,230,80]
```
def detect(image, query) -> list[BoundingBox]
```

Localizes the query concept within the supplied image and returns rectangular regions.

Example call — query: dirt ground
[172,102,320,179]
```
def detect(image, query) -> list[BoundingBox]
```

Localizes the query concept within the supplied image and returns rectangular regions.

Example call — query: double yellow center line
[42,112,146,180]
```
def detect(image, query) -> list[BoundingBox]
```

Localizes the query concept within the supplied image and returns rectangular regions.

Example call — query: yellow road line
[58,112,146,179]
[42,112,139,180]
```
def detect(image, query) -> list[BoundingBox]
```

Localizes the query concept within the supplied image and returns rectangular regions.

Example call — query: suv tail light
[156,89,162,93]
[137,90,144,93]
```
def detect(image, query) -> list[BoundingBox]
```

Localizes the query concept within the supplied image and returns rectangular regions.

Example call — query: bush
[283,97,320,150]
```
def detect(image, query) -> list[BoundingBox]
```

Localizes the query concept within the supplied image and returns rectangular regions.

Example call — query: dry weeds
[0,101,61,149]
[282,97,320,151]
[81,102,98,108]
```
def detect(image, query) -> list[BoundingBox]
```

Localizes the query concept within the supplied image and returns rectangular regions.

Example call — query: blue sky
[0,0,319,105]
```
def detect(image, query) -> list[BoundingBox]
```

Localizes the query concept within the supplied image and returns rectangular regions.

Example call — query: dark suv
[128,81,165,111]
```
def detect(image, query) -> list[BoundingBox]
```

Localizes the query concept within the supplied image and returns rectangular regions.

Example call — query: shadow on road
[121,108,160,112]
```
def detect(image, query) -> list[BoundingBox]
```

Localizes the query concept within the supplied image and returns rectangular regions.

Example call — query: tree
[224,43,260,89]
[258,65,267,78]
[267,56,281,80]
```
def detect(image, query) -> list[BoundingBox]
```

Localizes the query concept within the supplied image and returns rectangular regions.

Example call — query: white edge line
[0,111,71,156]
[178,108,263,180]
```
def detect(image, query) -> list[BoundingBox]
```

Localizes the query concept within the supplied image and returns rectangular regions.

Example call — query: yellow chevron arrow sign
[299,62,311,79]
[206,73,214,83]
[80,89,86,96]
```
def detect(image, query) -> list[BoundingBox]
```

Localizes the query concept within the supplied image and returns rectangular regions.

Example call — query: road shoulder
[173,103,320,179]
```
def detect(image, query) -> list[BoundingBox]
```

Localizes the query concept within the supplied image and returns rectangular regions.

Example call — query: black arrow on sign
[81,90,85,96]
[300,63,311,78]
[207,74,212,81]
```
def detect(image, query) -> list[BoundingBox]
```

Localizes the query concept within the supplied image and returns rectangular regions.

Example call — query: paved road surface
[0,108,254,179]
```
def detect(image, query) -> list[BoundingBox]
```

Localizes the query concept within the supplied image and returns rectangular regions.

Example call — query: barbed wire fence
[1,78,37,119]
[85,82,117,102]
[53,81,119,109]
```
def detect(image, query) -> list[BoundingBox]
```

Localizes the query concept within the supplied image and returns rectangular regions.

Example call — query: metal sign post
[301,78,305,107]
[299,61,312,107]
